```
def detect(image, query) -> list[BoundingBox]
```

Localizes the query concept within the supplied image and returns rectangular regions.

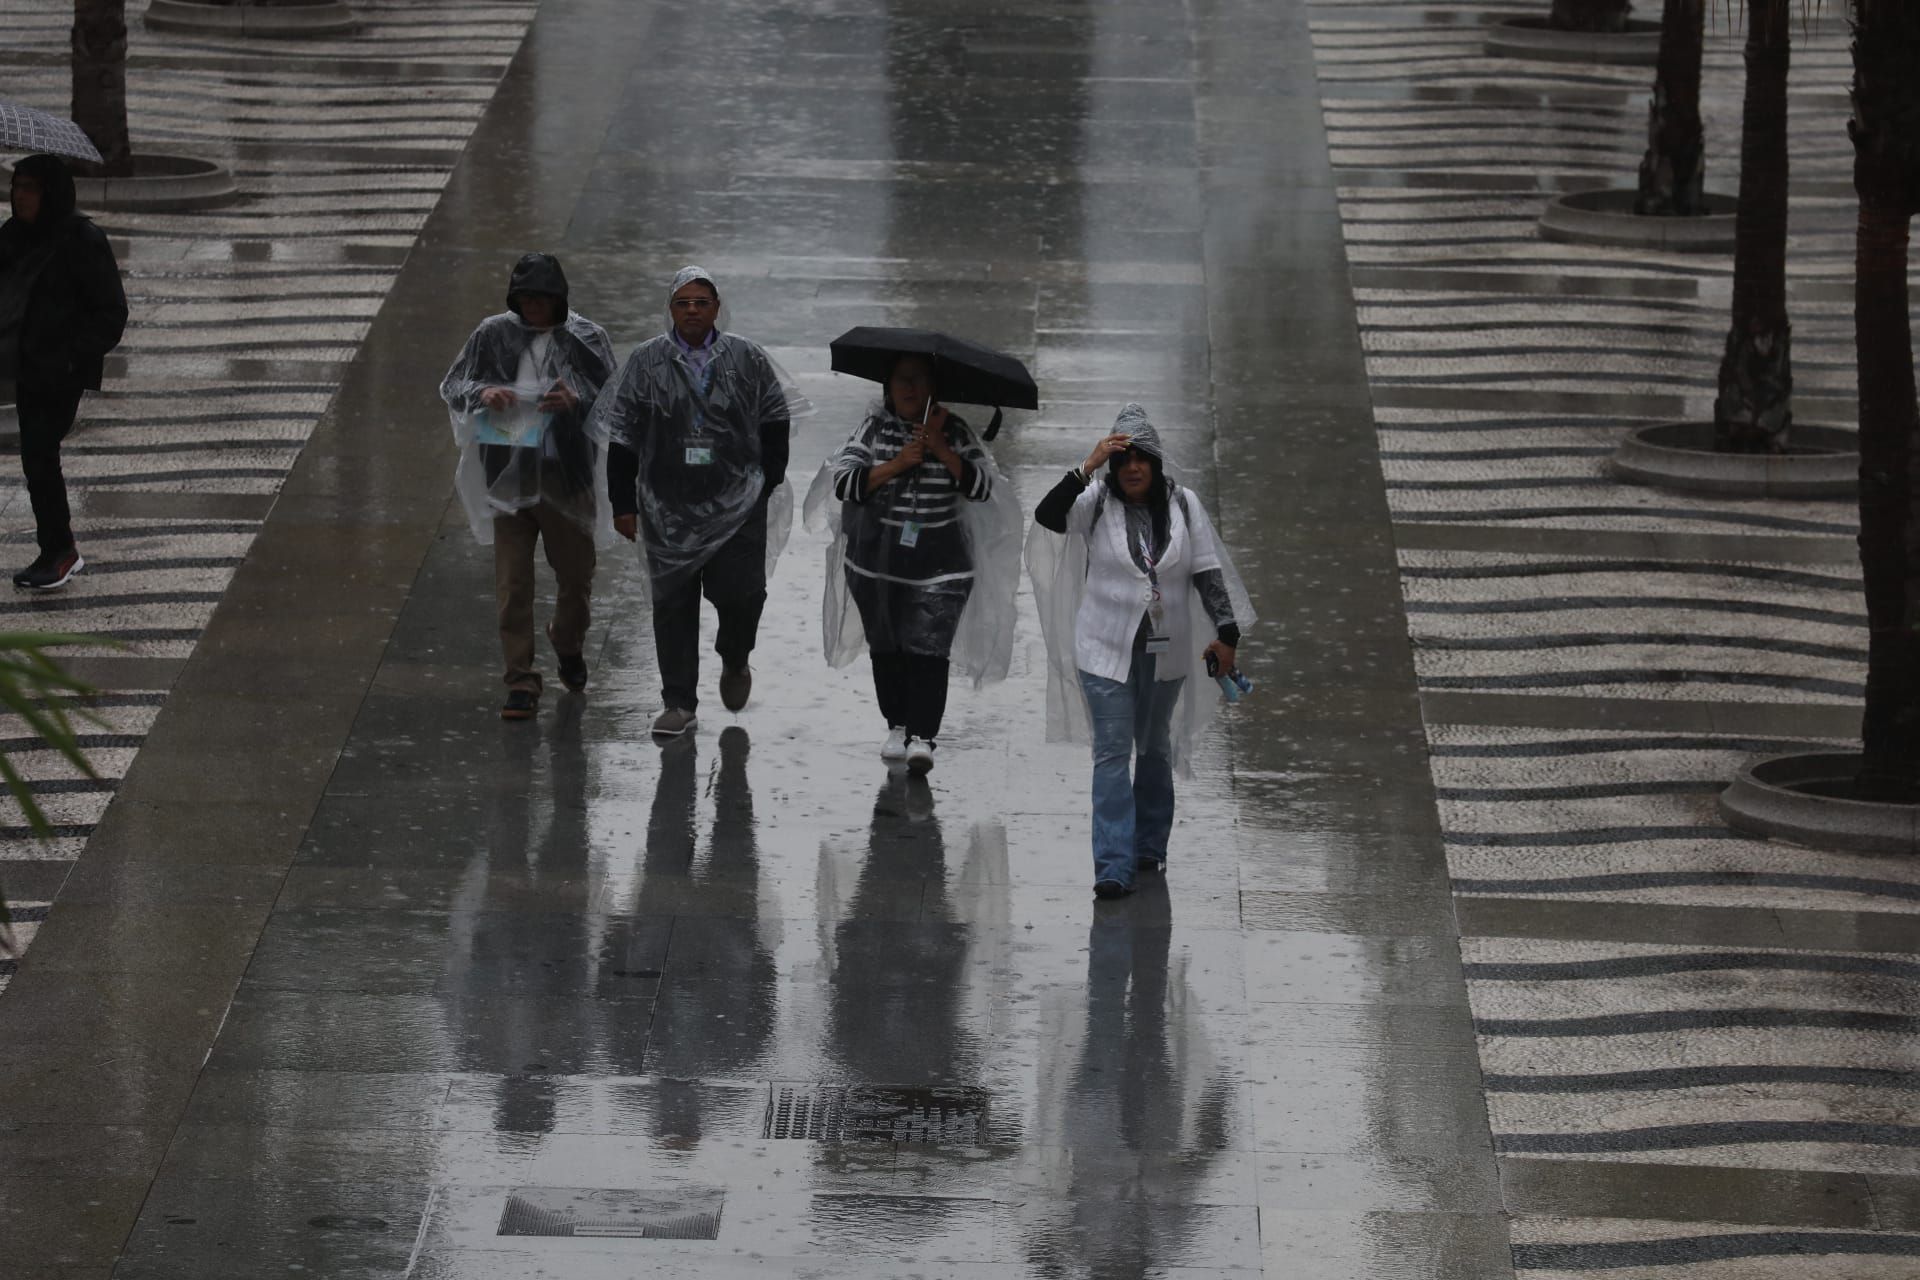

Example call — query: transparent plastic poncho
[1024,409,1255,776]
[439,310,618,546]
[802,401,1023,685]
[592,266,814,598]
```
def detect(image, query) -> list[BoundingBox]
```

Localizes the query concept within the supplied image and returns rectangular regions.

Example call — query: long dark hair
[1104,446,1172,555]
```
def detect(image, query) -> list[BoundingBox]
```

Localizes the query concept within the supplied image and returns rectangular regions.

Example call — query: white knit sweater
[1067,483,1224,684]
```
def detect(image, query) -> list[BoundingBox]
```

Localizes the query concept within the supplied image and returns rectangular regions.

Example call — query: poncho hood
[1113,403,1165,459]
[506,252,568,318]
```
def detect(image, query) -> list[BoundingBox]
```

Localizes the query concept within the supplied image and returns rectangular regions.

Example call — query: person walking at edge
[439,253,617,720]
[0,154,127,590]
[1028,404,1253,899]
[599,266,812,739]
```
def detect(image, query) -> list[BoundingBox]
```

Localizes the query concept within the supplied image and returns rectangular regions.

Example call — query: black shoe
[1093,879,1134,900]
[13,547,83,591]
[546,623,587,692]
[501,688,538,721]
[719,663,752,712]
[1136,858,1165,876]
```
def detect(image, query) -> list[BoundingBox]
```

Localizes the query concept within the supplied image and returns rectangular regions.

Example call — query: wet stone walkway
[4,0,1910,1278]
[0,0,539,971]
[4,0,1511,1274]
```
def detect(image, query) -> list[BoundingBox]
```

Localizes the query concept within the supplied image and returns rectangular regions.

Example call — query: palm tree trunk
[70,0,132,177]
[1851,0,1920,799]
[1636,0,1706,215]
[1552,0,1633,32]
[1714,0,1794,453]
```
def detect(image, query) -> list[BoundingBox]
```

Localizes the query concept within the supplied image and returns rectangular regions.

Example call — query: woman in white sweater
[1029,404,1249,898]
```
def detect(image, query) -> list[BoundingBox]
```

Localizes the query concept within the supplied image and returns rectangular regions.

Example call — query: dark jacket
[0,155,128,391]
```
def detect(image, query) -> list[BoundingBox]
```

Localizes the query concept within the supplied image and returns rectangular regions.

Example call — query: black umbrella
[829,326,1037,440]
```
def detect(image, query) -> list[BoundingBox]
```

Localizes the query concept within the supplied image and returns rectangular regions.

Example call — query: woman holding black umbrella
[804,350,1021,773]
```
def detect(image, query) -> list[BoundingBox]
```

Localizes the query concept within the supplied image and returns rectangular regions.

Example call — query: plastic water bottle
[1205,650,1253,703]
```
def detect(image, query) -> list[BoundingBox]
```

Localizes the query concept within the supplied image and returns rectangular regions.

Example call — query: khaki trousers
[495,501,596,692]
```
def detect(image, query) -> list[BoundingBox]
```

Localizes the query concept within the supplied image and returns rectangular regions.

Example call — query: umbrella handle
[982,406,1003,442]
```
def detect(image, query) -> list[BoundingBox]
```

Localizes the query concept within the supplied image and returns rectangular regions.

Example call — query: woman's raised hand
[1082,432,1131,476]
[915,405,958,463]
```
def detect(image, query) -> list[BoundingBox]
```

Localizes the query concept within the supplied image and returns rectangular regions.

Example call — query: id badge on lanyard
[684,355,719,467]
[1142,532,1171,655]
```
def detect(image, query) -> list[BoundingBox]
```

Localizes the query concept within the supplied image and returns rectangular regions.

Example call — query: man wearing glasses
[599,266,810,738]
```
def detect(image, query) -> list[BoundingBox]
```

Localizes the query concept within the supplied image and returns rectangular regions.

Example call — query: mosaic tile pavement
[0,0,537,989]
[1311,1,1920,1274]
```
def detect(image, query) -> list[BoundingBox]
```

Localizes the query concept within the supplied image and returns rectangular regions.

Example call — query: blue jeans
[1079,656,1184,886]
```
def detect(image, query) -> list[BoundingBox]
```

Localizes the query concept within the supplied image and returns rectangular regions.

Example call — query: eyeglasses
[671,297,717,311]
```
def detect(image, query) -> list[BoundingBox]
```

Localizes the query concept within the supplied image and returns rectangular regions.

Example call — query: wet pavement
[18,0,1916,1275]
[2,0,1513,1274]
[1316,4,1920,1278]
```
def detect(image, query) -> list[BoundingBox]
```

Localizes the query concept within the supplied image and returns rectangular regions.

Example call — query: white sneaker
[905,736,935,775]
[881,726,909,760]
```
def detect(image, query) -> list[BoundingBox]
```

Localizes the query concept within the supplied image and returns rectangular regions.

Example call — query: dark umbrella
[0,101,103,166]
[829,326,1037,440]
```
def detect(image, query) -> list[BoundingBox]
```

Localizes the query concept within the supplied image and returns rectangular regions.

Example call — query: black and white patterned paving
[0,0,534,985]
[1314,1,1919,1273]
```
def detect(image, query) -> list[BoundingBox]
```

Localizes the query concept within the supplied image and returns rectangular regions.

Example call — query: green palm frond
[0,633,107,959]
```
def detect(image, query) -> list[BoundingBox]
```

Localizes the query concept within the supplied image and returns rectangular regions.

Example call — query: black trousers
[871,651,952,741]
[652,504,767,712]
[14,381,82,555]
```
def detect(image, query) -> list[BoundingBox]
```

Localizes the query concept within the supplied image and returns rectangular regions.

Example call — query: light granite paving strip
[0,0,539,990]
[1310,0,1920,1273]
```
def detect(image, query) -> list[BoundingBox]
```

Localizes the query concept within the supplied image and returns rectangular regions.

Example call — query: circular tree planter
[73,153,239,212]
[1721,753,1920,856]
[144,0,358,37]
[1540,188,1738,252]
[1484,16,1663,65]
[1610,422,1858,498]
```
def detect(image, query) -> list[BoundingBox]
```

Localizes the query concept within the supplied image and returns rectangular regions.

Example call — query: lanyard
[687,351,718,434]
[1137,527,1160,587]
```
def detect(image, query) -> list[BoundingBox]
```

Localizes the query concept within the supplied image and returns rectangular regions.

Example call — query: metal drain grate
[764,1083,991,1144]
[497,1187,723,1240]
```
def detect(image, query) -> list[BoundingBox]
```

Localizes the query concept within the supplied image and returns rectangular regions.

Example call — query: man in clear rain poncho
[599,266,812,738]
[439,252,617,721]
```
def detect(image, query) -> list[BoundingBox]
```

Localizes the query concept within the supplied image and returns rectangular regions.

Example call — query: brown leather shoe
[501,689,538,721]
[719,663,752,712]
[651,706,697,738]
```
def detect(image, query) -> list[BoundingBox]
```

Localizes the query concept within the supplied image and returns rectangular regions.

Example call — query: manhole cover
[497,1188,722,1240]
[764,1083,991,1145]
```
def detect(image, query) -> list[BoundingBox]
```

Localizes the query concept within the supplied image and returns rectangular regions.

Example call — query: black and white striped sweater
[832,409,992,585]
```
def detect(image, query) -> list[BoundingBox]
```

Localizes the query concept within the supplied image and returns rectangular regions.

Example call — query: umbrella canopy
[829,327,1037,440]
[0,101,103,166]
